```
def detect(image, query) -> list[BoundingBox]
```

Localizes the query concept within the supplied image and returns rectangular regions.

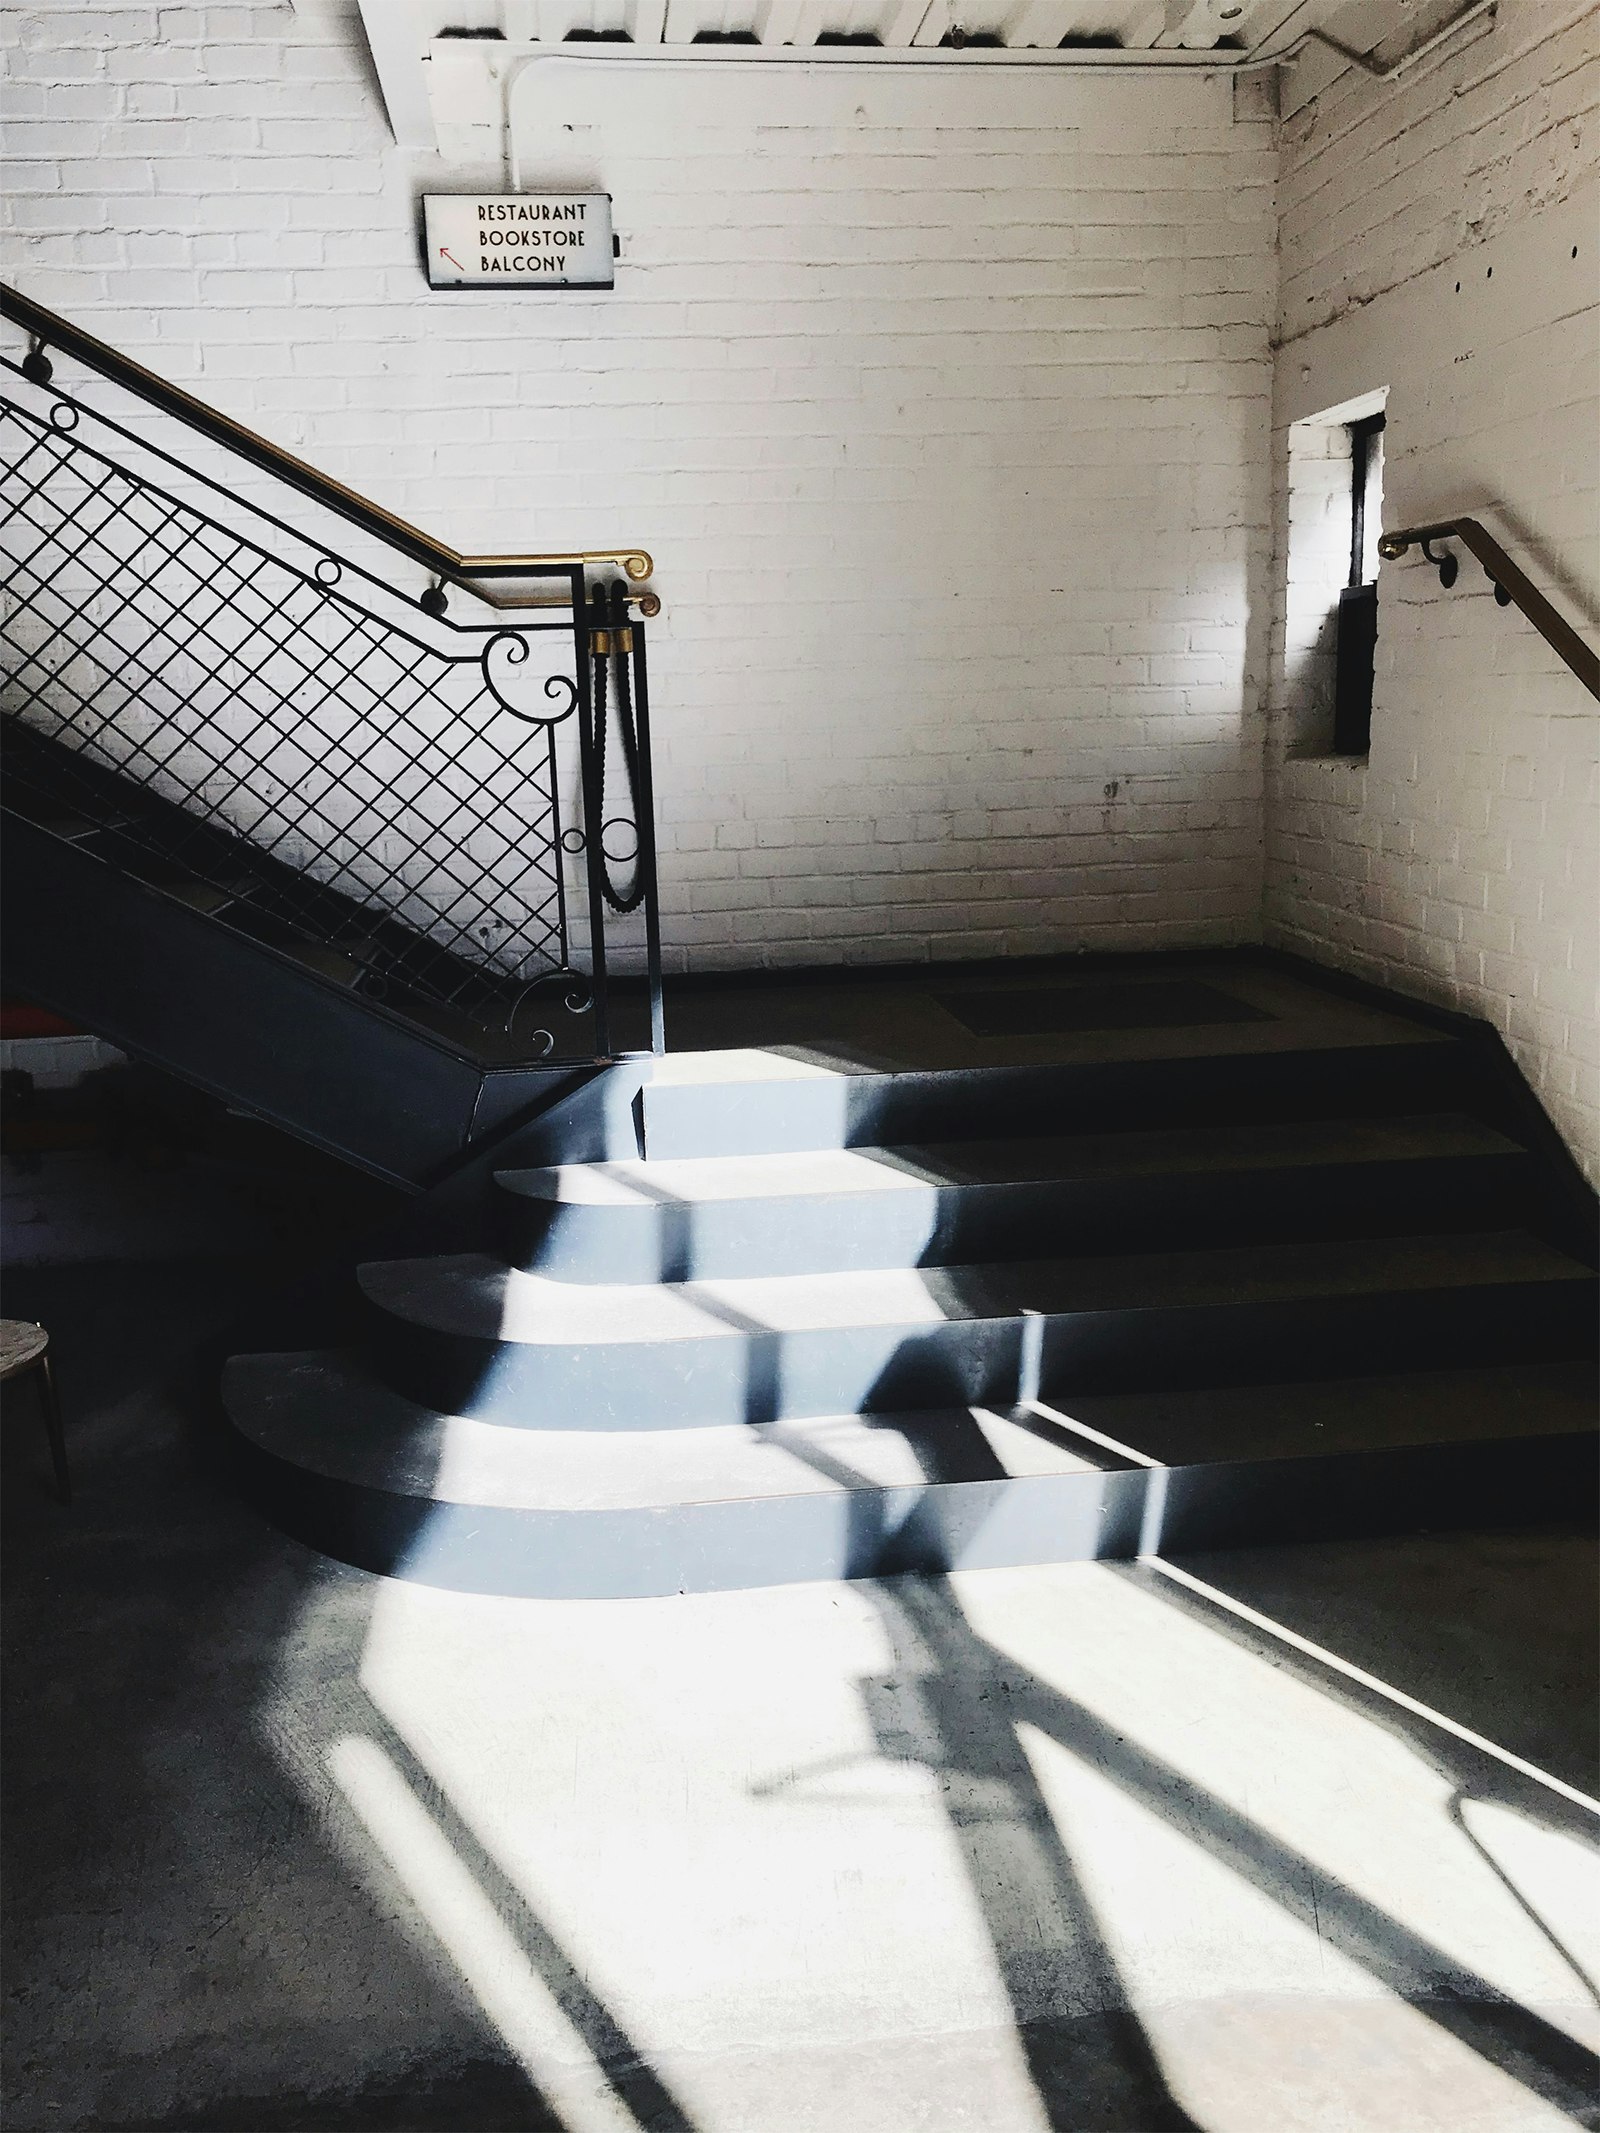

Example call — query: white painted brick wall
[1266,0,1600,1180]
[1,8,1276,975]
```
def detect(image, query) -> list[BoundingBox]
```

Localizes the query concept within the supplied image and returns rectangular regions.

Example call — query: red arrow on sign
[440,247,466,273]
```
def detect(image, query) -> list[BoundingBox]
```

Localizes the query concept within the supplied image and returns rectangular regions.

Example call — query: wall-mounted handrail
[1378,517,1600,703]
[0,282,652,598]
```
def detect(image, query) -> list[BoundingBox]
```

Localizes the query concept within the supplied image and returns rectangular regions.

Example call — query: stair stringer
[2,810,571,1187]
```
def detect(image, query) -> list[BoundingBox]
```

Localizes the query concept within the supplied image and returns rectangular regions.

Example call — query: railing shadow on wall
[0,284,665,1065]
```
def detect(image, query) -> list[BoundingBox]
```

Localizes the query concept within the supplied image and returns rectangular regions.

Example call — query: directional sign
[423,194,614,291]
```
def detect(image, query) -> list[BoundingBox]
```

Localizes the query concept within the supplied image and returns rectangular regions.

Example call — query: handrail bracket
[1380,516,1599,702]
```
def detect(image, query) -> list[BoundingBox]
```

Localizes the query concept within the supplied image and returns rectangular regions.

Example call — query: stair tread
[360,1228,1594,1348]
[28,808,134,841]
[642,1013,1452,1089]
[226,1350,1597,1512]
[226,1350,1090,1505]
[278,940,367,988]
[1038,1362,1599,1468]
[160,877,254,915]
[635,1022,1473,1160]
[495,1113,1525,1207]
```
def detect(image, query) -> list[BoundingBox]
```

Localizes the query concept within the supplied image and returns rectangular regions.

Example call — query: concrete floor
[3,1089,1598,2133]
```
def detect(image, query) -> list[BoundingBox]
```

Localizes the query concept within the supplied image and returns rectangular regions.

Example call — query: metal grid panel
[0,392,576,1025]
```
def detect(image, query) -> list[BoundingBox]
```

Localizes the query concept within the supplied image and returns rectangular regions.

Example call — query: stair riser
[640,1045,1475,1159]
[496,1153,1537,1282]
[229,1425,1598,1599]
[362,1278,1594,1430]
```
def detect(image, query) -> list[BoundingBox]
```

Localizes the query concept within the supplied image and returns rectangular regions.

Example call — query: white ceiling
[307,0,1499,148]
[335,0,1484,57]
[358,0,1289,49]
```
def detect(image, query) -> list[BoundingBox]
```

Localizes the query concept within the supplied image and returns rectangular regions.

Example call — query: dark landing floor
[642,947,1447,1072]
[3,1102,1597,2133]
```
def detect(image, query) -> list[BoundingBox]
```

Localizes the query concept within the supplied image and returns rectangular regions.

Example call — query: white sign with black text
[423,194,615,290]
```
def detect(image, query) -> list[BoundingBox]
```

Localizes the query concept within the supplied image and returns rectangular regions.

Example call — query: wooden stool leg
[35,1355,70,1505]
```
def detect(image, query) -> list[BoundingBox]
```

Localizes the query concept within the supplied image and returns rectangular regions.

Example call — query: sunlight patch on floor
[963,1564,1600,2038]
[253,1557,1600,2132]
[327,1732,647,2133]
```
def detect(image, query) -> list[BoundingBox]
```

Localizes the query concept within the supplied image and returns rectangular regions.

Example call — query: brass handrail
[1378,517,1599,703]
[471,579,661,618]
[0,283,653,600]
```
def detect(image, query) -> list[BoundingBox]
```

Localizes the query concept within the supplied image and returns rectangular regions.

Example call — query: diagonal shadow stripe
[989,1614,1600,2117]
[361,1706,700,2133]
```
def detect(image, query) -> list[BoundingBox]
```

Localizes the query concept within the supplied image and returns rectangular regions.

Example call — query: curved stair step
[223,1351,1599,1598]
[493,1112,1534,1280]
[356,1228,1597,1429]
[225,1348,1123,1596]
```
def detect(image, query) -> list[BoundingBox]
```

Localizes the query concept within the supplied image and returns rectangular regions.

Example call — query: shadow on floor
[5,1077,1597,2132]
[750,1391,1600,2133]
[1155,1529,1600,1802]
[1,1117,693,2133]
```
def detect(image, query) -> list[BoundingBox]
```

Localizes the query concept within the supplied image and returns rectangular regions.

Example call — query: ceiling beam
[883,0,938,43]
[1006,1,1068,46]
[757,0,814,41]
[355,0,437,149]
[1123,0,1219,45]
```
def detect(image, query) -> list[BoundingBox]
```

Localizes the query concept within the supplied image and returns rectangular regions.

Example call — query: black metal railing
[0,289,664,1061]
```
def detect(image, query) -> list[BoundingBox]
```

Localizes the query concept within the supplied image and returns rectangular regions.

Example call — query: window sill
[1278,753,1370,801]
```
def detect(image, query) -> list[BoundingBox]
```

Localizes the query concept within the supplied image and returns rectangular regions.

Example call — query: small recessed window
[1332,412,1384,756]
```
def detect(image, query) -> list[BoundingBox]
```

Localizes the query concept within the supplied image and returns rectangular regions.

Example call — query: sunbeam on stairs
[222,960,1599,1597]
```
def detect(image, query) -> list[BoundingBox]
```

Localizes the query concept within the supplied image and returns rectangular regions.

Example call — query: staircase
[1,718,574,1184]
[223,959,1598,1597]
[1,285,665,1186]
[4,294,1594,1594]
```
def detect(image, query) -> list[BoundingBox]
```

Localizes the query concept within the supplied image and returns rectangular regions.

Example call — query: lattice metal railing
[0,313,663,1059]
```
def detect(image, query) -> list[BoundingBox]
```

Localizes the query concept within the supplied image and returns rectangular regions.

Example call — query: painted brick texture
[1,9,1275,974]
[1266,0,1600,1180]
[6,5,1595,1181]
